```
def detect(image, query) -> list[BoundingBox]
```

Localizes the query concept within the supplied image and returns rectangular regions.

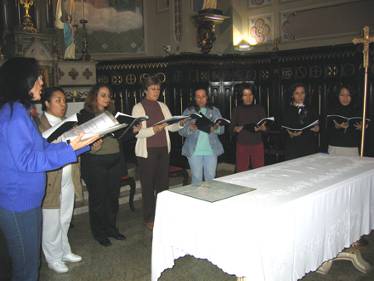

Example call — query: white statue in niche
[55,0,76,60]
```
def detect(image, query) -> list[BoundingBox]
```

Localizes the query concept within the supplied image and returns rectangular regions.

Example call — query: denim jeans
[0,207,41,281]
[188,155,218,185]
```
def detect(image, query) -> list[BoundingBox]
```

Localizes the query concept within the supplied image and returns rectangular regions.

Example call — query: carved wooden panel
[97,44,374,165]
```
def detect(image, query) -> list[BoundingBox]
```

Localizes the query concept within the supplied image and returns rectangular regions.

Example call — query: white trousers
[328,145,359,157]
[42,165,75,264]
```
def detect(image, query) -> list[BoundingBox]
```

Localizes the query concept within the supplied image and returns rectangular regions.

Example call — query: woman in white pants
[37,87,100,273]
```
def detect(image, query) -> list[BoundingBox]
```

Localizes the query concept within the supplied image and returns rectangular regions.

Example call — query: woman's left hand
[91,139,103,152]
[255,122,267,132]
[354,122,368,130]
[210,122,220,133]
[133,124,142,133]
[179,119,186,126]
[310,125,320,133]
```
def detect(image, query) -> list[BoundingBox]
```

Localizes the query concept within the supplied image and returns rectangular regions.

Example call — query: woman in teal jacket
[179,86,224,184]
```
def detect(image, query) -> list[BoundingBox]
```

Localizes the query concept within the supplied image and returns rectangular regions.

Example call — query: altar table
[152,154,374,281]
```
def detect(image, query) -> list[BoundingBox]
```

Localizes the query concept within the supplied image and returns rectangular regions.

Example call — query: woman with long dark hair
[231,84,267,171]
[327,85,365,156]
[0,58,97,281]
[179,86,224,184]
[79,84,135,246]
[282,83,319,160]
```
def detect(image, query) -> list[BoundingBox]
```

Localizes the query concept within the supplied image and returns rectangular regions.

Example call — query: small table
[152,154,374,281]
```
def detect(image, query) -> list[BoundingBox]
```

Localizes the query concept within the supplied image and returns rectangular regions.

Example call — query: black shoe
[108,232,127,241]
[97,238,112,247]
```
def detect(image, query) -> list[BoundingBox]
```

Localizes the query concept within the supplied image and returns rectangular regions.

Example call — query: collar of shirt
[44,112,63,127]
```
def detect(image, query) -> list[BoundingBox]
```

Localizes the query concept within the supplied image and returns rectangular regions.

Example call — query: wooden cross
[352,26,374,158]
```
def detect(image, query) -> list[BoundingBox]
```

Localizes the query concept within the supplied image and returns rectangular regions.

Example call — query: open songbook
[281,120,319,132]
[42,114,79,142]
[61,111,128,141]
[43,111,147,142]
[113,112,149,139]
[243,117,275,132]
[153,113,202,126]
[115,112,149,126]
[327,115,371,125]
[195,114,231,133]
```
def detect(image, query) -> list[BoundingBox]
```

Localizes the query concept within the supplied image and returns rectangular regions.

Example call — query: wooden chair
[120,175,136,211]
[168,165,189,186]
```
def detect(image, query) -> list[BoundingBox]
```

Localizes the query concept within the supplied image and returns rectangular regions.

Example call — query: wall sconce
[234,37,257,51]
[235,39,251,51]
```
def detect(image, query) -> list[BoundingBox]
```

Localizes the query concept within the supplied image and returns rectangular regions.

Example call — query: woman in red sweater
[231,84,267,172]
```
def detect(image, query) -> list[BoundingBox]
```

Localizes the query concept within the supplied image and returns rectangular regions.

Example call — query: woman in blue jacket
[179,86,224,184]
[0,58,98,281]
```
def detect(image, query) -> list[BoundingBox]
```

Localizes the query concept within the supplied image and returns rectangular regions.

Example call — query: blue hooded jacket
[0,102,89,212]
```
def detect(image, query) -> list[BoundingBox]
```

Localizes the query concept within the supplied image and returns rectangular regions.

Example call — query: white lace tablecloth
[152,154,374,281]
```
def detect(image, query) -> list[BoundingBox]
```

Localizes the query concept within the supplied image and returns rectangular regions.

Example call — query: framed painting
[72,0,145,56]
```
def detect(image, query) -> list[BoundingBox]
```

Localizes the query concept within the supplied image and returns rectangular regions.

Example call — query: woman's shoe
[108,232,127,240]
[48,261,69,273]
[97,238,112,247]
[62,253,82,263]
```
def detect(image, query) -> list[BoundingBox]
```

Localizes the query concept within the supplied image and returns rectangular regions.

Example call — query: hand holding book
[288,130,303,138]
[353,121,369,130]
[69,132,101,151]
[153,123,168,134]
[195,114,231,133]
[333,120,349,130]
[242,117,274,133]
[91,138,103,152]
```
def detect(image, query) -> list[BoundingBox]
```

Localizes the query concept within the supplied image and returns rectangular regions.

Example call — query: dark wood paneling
[97,44,374,165]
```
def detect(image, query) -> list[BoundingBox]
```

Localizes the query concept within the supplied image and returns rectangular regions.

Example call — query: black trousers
[83,153,121,240]
[137,147,169,223]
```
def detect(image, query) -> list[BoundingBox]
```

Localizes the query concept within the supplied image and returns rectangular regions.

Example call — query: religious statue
[55,0,76,60]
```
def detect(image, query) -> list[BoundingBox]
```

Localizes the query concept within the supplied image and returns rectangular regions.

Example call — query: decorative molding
[280,0,374,42]
[248,13,273,44]
[248,0,272,8]
[174,0,183,42]
[98,71,167,86]
[97,62,168,71]
[56,61,97,86]
[157,0,170,13]
[62,86,91,102]
[24,38,53,61]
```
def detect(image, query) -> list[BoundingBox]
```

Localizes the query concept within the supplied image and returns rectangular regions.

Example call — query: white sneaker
[62,253,82,263]
[48,261,69,273]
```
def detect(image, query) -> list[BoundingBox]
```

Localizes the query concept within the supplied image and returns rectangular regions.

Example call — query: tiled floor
[39,200,374,281]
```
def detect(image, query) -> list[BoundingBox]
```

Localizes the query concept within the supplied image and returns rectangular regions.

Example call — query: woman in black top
[79,84,139,246]
[283,83,319,160]
[327,85,365,156]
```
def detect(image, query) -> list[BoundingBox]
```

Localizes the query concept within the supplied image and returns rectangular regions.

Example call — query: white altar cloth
[152,154,374,281]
